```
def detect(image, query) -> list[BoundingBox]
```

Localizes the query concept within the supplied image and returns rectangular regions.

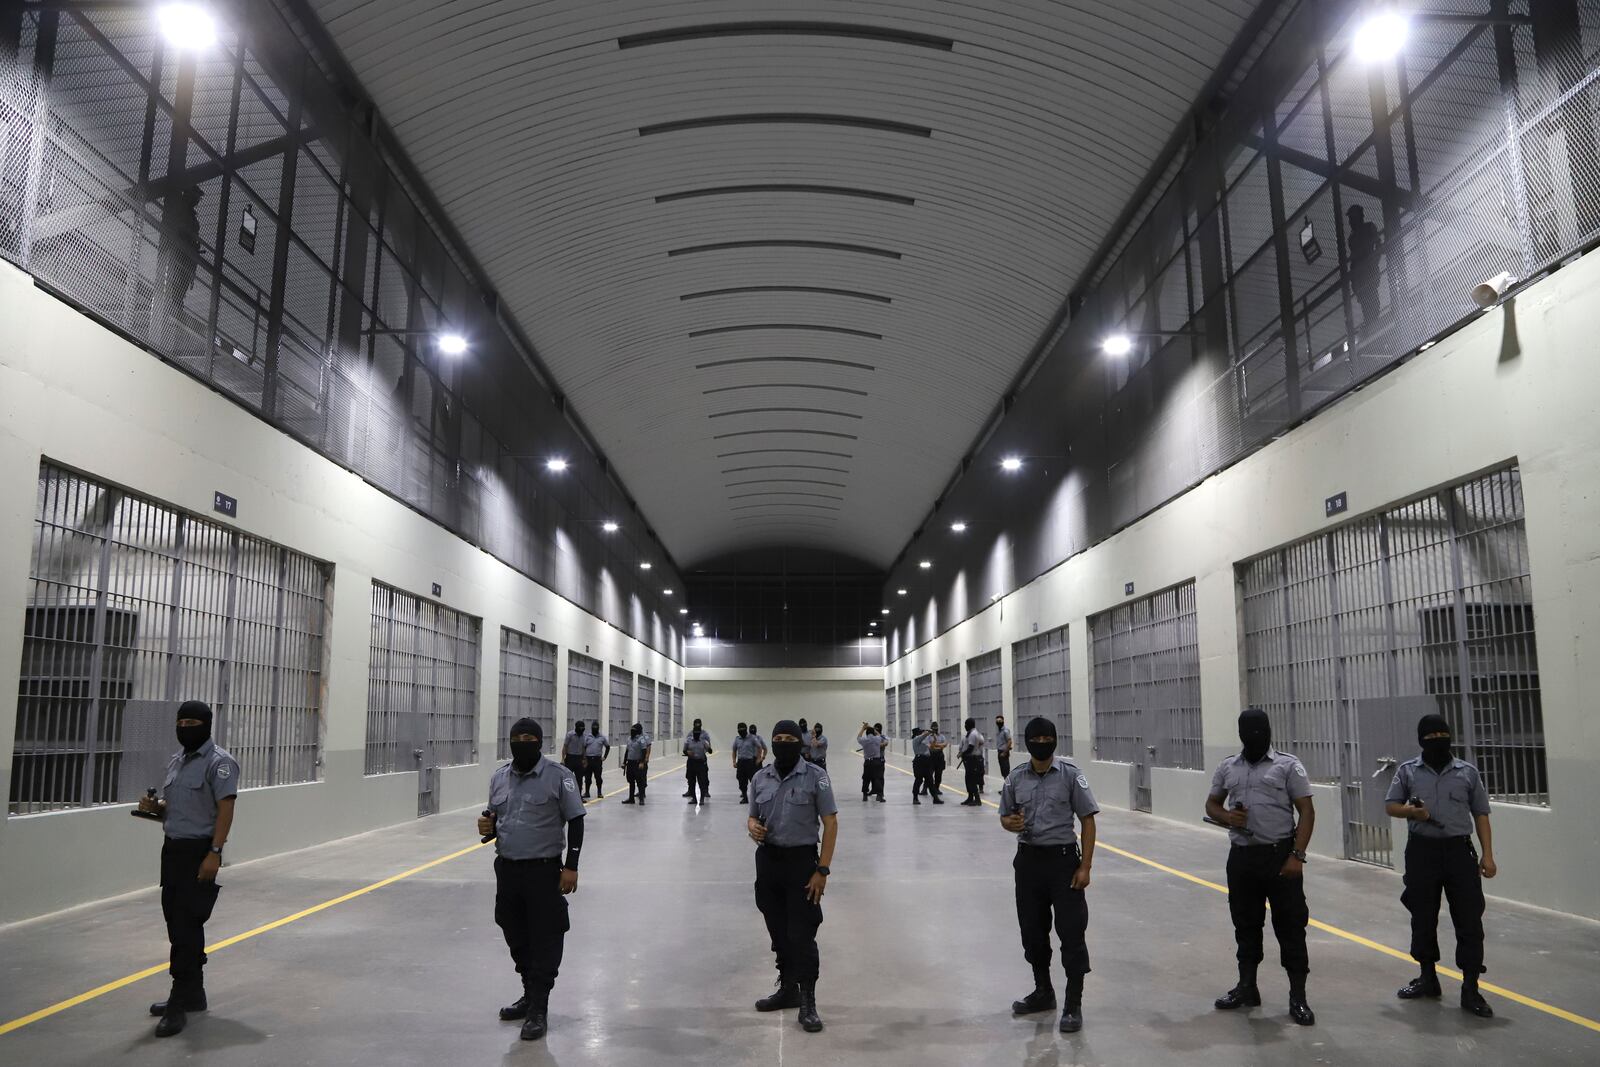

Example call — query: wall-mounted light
[1298,217,1321,264]
[545,458,568,473]
[156,3,217,50]
[437,332,468,356]
[1471,271,1517,308]
[1353,9,1409,63]
[1101,333,1133,357]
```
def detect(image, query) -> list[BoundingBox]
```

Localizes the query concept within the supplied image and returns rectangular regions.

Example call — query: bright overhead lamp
[437,332,468,356]
[869,620,878,627]
[662,588,674,596]
[1101,333,1134,357]
[918,560,933,569]
[639,562,652,571]
[602,521,619,533]
[545,458,568,473]
[156,3,217,51]
[950,521,967,533]
[881,608,891,615]
[1353,9,1409,62]
[679,607,689,615]
[1000,457,1022,472]
[897,588,907,596]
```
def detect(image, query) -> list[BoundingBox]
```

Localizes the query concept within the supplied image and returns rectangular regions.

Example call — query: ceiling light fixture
[679,607,689,615]
[662,589,674,596]
[156,3,217,50]
[602,521,619,533]
[1000,457,1022,472]
[919,560,933,569]
[880,608,891,615]
[437,332,468,356]
[1353,8,1409,62]
[545,458,568,473]
[897,588,907,596]
[639,562,652,571]
[1101,333,1134,357]
[950,521,967,533]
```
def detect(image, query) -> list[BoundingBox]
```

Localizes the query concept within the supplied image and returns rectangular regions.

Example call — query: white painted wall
[683,667,885,761]
[888,250,1600,920]
[0,262,683,922]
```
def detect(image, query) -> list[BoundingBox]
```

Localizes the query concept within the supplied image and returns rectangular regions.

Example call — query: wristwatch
[815,865,831,876]
[209,845,224,855]
[1290,849,1307,862]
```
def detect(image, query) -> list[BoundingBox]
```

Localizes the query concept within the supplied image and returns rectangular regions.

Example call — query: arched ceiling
[304,0,1263,569]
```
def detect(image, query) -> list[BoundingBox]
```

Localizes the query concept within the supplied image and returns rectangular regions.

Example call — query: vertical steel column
[214,531,242,748]
[1366,64,1409,318]
[15,7,56,270]
[265,547,289,786]
[78,491,120,808]
[160,514,189,702]
[260,58,305,419]
[1442,491,1482,770]
[1321,530,1355,859]
[205,39,248,381]
[154,49,198,346]
[1314,46,1358,348]
[1262,117,1304,416]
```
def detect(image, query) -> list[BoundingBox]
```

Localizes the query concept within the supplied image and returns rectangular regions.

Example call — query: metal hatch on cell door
[413,697,438,818]
[1346,696,1425,867]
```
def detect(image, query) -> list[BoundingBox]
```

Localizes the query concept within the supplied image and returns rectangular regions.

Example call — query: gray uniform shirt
[161,739,240,840]
[487,757,586,860]
[562,731,585,759]
[1210,749,1313,845]
[1000,757,1100,847]
[995,725,1013,754]
[1386,756,1490,838]
[749,759,839,847]
[911,733,932,758]
[583,732,609,758]
[733,733,764,760]
[963,729,985,760]
[807,733,828,760]
[624,733,652,761]
[858,733,886,758]
[930,731,948,758]
[683,732,713,759]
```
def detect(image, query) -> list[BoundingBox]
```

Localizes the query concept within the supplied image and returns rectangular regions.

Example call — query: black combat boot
[153,1003,186,1038]
[519,991,548,1040]
[755,977,801,1012]
[1060,973,1084,1033]
[1216,959,1260,1010]
[499,993,529,1021]
[798,981,823,1032]
[149,980,206,1017]
[1461,979,1494,1018]
[1287,972,1315,1026]
[1011,966,1055,1014]
[1397,972,1442,1000]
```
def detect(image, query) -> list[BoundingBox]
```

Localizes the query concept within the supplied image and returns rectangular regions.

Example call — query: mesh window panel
[935,666,960,736]
[967,651,1003,730]
[365,583,479,775]
[566,652,602,735]
[915,674,934,737]
[1089,582,1202,769]
[638,676,655,737]
[607,666,632,750]
[1241,466,1544,804]
[11,463,329,813]
[1013,626,1072,755]
[497,629,556,760]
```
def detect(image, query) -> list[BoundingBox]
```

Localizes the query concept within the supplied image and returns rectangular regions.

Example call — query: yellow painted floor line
[867,752,1600,1035]
[0,761,688,1038]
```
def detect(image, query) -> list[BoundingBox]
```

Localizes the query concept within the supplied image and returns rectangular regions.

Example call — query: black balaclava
[1418,714,1454,772]
[591,720,601,736]
[911,726,925,738]
[176,700,213,753]
[771,719,803,774]
[737,722,748,738]
[874,722,884,736]
[1239,708,1272,764]
[692,718,703,741]
[509,717,542,772]
[813,722,823,737]
[631,722,643,738]
[964,717,976,733]
[1024,716,1057,763]
[799,718,808,731]
[574,720,586,735]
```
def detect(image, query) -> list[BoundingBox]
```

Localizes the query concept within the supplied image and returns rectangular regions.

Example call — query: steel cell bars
[915,674,934,738]
[638,676,656,737]
[566,652,602,735]
[935,666,960,736]
[497,629,556,760]
[967,651,1003,730]
[1240,466,1545,806]
[365,583,480,775]
[1089,582,1203,769]
[11,463,329,814]
[607,667,633,751]
[1013,626,1072,755]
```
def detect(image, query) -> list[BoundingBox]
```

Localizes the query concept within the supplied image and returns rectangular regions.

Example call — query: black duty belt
[1018,842,1080,856]
[1232,840,1294,850]
[498,855,561,865]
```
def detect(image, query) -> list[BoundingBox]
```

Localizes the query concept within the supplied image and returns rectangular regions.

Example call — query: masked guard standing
[748,720,839,1033]
[621,722,652,805]
[478,718,585,1041]
[1205,708,1317,1026]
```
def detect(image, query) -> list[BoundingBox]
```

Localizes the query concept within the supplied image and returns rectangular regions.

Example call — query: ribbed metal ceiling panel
[305,0,1262,567]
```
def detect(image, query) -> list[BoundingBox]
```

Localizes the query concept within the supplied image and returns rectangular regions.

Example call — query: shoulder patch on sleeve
[1076,774,1089,789]
[216,763,231,779]
[817,776,831,790]
[563,777,576,792]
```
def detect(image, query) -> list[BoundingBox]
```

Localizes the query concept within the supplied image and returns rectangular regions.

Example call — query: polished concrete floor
[2,753,1599,1066]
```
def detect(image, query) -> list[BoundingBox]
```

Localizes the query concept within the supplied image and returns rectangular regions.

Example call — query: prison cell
[884,688,896,738]
[566,652,602,739]
[12,463,329,814]
[497,629,556,760]
[896,681,911,744]
[1013,625,1072,755]
[966,651,1003,733]
[638,675,656,738]
[1240,465,1543,867]
[935,666,960,737]
[915,673,935,741]
[607,666,633,754]
[364,583,479,777]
